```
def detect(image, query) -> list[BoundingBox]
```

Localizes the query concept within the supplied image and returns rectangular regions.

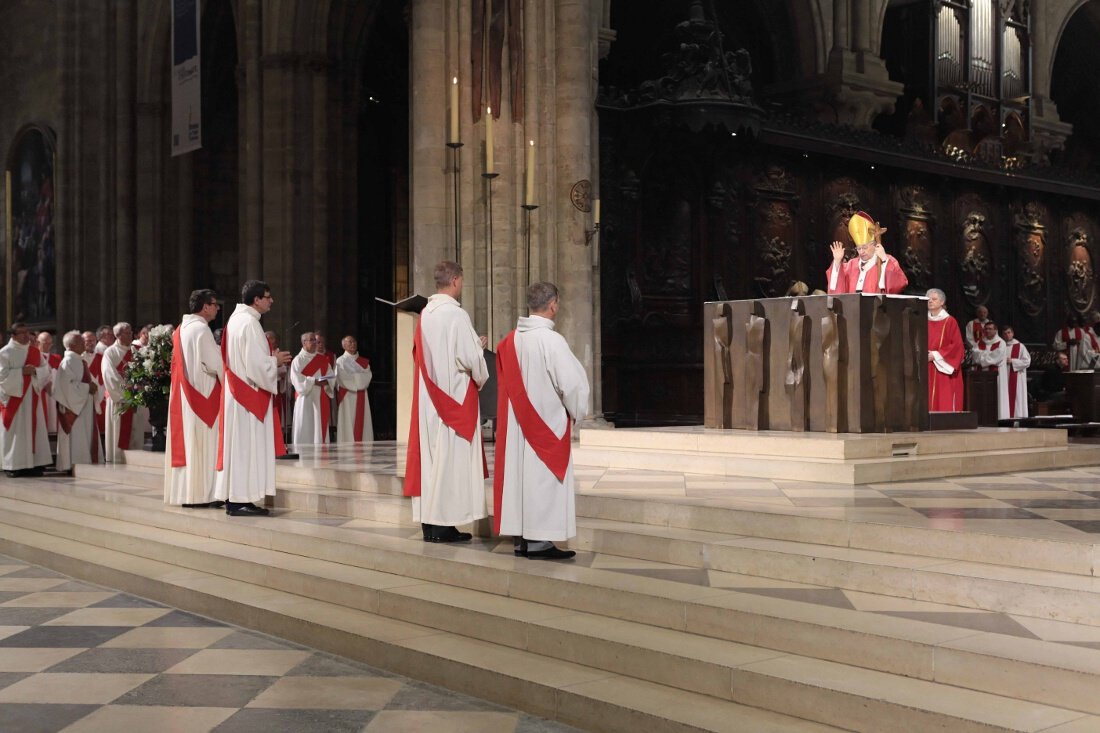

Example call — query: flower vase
[148,401,169,453]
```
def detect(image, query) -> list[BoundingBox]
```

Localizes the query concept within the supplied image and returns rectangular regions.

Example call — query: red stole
[1007,341,1021,418]
[89,353,106,435]
[491,330,572,535]
[113,350,135,450]
[169,327,223,467]
[57,360,100,463]
[0,345,42,452]
[403,321,484,498]
[972,320,984,346]
[977,339,1002,372]
[216,323,287,471]
[297,354,332,438]
[47,353,62,369]
[337,355,371,442]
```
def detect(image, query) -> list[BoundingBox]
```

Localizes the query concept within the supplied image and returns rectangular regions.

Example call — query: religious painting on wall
[5,126,57,326]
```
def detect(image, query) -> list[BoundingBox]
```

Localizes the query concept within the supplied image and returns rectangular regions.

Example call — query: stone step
[3,481,1100,720]
[572,517,1100,626]
[0,496,1098,731]
[0,519,847,733]
[75,463,164,489]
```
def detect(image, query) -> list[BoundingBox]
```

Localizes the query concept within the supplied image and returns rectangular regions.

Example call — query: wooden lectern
[703,294,928,433]
[376,295,428,443]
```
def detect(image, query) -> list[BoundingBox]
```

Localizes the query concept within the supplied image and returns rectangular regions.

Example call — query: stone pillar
[240,0,264,280]
[134,103,165,319]
[1030,0,1072,162]
[410,0,450,294]
[115,0,137,318]
[554,0,597,410]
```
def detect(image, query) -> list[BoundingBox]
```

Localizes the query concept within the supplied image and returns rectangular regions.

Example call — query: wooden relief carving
[896,186,934,292]
[1014,203,1046,317]
[1067,227,1096,315]
[826,186,863,262]
[752,166,796,298]
[960,209,993,306]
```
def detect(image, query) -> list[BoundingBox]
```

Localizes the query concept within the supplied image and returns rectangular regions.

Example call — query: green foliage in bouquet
[120,324,175,413]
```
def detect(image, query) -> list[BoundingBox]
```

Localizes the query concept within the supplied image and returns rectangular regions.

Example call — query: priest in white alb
[54,331,100,472]
[214,280,292,516]
[102,322,144,461]
[166,289,225,508]
[1000,325,1031,420]
[493,282,590,560]
[36,331,59,435]
[290,331,334,445]
[403,261,489,543]
[0,322,52,476]
[1053,315,1098,371]
[971,320,1009,418]
[335,335,373,443]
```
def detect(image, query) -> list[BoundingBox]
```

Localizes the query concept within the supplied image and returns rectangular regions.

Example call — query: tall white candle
[449,77,459,144]
[525,140,535,205]
[485,107,494,173]
[593,198,600,225]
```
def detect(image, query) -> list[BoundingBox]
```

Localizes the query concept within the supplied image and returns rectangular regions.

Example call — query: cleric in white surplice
[290,331,335,445]
[214,280,292,516]
[54,331,100,472]
[0,322,52,475]
[165,290,225,507]
[102,322,145,461]
[403,261,489,543]
[493,282,589,560]
[335,335,374,443]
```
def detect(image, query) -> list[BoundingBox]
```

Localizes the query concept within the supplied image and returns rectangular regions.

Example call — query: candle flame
[529,140,534,146]
[452,76,457,84]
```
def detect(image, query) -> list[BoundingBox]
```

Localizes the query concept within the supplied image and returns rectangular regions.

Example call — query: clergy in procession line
[0,322,52,477]
[999,326,1031,420]
[165,289,225,508]
[214,280,293,517]
[81,330,96,359]
[826,211,909,295]
[87,329,108,437]
[1052,315,1099,371]
[403,260,489,543]
[315,331,337,371]
[290,331,335,445]
[102,322,144,462]
[971,320,1008,391]
[493,282,590,560]
[265,330,289,424]
[94,325,114,354]
[335,335,374,444]
[964,304,990,351]
[54,331,100,472]
[926,288,965,412]
[36,331,60,435]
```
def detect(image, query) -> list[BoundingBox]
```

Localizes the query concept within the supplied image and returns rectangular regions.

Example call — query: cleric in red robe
[926,288,965,412]
[825,211,909,295]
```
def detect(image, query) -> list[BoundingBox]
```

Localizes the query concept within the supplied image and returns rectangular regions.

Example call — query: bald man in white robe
[290,332,335,446]
[335,336,374,443]
[0,323,52,476]
[102,322,144,461]
[55,331,100,472]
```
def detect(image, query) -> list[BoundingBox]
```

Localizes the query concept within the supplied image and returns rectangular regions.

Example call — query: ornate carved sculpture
[896,186,934,291]
[785,299,810,431]
[827,189,863,261]
[709,305,733,428]
[901,302,924,430]
[870,296,892,431]
[821,297,847,433]
[1067,227,1096,315]
[742,302,768,430]
[753,167,797,298]
[960,211,993,306]
[1014,203,1046,317]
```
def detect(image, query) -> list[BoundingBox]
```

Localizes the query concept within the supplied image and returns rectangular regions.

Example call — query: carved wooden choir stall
[704,294,929,433]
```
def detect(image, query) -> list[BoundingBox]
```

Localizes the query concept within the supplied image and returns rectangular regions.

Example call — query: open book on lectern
[375,294,429,314]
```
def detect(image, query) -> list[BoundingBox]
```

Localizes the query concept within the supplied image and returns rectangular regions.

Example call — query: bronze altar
[704,294,928,433]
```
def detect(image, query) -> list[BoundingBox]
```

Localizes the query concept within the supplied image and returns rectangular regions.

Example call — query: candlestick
[449,76,459,144]
[485,106,494,174]
[593,198,600,225]
[525,140,535,205]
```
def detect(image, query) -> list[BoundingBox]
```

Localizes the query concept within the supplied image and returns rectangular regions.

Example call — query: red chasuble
[297,354,332,437]
[928,316,965,412]
[169,328,223,467]
[402,322,484,498]
[491,330,571,535]
[825,256,909,295]
[1008,342,1022,418]
[337,356,371,442]
[215,324,287,471]
[0,345,42,452]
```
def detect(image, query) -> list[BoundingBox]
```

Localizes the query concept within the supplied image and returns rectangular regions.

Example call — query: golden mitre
[848,211,876,247]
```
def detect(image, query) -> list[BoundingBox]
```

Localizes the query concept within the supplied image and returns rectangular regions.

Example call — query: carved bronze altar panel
[704,294,928,433]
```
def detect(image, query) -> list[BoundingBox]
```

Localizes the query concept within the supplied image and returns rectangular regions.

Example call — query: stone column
[240,0,264,280]
[1030,0,1072,161]
[410,0,450,294]
[115,0,137,318]
[134,102,164,319]
[554,0,597,410]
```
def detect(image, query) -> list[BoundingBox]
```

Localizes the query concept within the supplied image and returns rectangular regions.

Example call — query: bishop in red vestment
[926,288,965,412]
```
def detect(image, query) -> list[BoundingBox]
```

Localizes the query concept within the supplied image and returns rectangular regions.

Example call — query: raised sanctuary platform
[1,445,1100,732]
[574,425,1100,484]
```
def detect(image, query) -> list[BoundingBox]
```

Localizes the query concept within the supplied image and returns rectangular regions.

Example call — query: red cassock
[928,315,965,412]
[825,256,909,295]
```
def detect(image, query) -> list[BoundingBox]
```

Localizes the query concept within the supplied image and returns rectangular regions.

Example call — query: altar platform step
[2,479,1100,732]
[574,427,1100,484]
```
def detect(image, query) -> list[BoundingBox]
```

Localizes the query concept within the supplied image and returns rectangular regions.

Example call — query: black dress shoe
[525,544,576,560]
[225,502,271,516]
[426,525,472,543]
[514,538,528,556]
[183,501,227,509]
[421,523,435,541]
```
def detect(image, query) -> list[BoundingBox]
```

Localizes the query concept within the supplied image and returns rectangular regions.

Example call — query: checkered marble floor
[0,553,584,733]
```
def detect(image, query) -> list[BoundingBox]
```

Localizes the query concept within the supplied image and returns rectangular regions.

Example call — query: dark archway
[1051,0,1100,171]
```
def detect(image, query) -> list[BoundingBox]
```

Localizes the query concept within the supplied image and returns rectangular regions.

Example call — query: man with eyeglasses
[826,211,909,295]
[0,322,52,477]
[214,280,293,516]
[166,289,225,508]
